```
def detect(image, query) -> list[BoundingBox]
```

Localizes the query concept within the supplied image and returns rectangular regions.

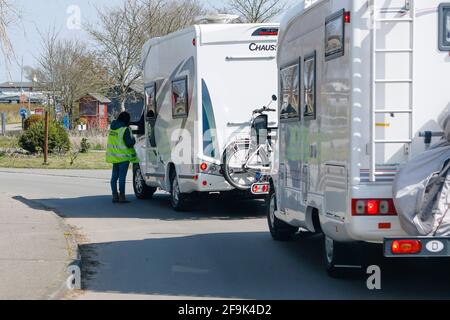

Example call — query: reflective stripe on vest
[106,127,138,164]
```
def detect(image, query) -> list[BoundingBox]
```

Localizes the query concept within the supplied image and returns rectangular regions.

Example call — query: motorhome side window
[172,78,188,118]
[145,85,156,118]
[439,4,450,51]
[279,64,300,120]
[304,53,316,120]
[325,9,345,60]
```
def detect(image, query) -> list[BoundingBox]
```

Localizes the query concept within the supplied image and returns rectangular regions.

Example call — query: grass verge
[0,151,111,170]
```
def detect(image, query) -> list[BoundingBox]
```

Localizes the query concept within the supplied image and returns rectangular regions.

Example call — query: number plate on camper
[384,237,450,258]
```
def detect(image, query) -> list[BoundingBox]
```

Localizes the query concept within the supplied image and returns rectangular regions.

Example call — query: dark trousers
[111,162,130,194]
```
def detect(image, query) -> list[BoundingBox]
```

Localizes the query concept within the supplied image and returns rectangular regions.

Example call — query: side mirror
[272,95,278,102]
[130,115,145,135]
[130,125,139,135]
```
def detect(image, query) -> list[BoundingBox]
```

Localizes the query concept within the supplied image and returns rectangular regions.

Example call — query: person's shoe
[119,193,131,204]
[112,192,120,203]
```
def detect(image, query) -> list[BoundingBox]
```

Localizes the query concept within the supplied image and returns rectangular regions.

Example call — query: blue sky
[1,0,296,82]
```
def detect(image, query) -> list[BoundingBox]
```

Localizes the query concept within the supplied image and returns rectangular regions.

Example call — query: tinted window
[304,54,316,120]
[145,85,156,118]
[280,64,300,120]
[325,10,345,60]
[439,4,450,51]
[172,78,188,118]
[446,10,450,42]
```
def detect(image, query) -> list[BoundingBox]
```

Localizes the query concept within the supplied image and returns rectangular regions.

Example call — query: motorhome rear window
[304,53,316,120]
[145,85,156,118]
[279,63,300,120]
[172,78,188,118]
[252,28,279,36]
[325,9,345,60]
[439,4,450,51]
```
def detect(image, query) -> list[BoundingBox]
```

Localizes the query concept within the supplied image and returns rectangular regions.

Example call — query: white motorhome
[133,20,279,211]
[269,0,450,276]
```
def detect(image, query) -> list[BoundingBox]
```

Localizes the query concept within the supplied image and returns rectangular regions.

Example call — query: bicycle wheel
[223,139,260,190]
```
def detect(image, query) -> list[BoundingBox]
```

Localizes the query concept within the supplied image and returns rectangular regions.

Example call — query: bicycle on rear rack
[222,95,278,191]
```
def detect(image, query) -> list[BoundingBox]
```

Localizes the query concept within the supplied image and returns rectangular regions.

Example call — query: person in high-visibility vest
[106,112,138,203]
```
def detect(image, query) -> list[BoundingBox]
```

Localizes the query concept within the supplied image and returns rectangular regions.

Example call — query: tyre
[323,236,362,278]
[133,164,157,200]
[170,171,191,212]
[267,193,298,241]
[222,140,258,191]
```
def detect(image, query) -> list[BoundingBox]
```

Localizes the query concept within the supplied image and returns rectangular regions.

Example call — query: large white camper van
[269,0,450,276]
[133,20,279,211]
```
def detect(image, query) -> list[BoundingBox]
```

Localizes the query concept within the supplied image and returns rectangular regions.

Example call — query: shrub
[24,114,43,130]
[80,138,91,153]
[19,121,71,154]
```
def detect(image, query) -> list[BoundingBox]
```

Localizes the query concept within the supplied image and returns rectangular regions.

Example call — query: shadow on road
[14,193,267,221]
[13,194,450,299]
[79,232,450,300]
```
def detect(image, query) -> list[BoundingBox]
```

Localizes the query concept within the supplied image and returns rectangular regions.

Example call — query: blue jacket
[110,120,136,149]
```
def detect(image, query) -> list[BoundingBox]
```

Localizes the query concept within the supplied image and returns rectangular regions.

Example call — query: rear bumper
[346,216,407,243]
[180,173,234,193]
[384,237,450,258]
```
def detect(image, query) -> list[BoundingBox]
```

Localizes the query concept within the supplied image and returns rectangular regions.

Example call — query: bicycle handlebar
[253,107,277,114]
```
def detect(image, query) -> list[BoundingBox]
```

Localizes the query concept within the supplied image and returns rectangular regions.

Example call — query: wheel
[133,164,157,200]
[222,140,259,190]
[323,236,362,278]
[170,171,191,212]
[267,193,298,241]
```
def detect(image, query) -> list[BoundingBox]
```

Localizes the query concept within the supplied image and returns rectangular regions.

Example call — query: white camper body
[272,0,450,271]
[135,23,279,210]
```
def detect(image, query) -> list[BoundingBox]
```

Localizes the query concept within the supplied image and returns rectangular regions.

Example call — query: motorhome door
[301,52,317,203]
[278,62,303,214]
[144,84,159,174]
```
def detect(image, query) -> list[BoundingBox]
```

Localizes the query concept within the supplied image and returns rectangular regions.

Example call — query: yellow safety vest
[106,127,138,164]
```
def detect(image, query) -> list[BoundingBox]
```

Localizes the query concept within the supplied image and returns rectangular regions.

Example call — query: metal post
[44,111,49,165]
[1,112,6,136]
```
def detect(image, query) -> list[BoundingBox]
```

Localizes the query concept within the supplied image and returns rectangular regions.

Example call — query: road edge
[11,196,82,300]
[48,220,82,300]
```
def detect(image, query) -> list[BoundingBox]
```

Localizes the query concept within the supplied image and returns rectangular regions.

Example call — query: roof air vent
[195,14,240,24]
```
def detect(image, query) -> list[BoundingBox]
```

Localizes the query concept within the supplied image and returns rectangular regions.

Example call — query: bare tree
[35,29,111,125]
[86,0,147,112]
[87,0,205,111]
[0,0,19,70]
[141,0,205,38]
[221,0,285,23]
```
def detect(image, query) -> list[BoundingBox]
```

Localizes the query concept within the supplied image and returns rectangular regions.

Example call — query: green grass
[0,136,19,148]
[0,151,112,170]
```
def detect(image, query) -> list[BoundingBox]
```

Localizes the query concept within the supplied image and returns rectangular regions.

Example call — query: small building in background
[0,82,45,104]
[77,93,111,130]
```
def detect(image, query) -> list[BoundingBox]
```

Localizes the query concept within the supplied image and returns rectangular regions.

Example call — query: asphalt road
[1,168,450,300]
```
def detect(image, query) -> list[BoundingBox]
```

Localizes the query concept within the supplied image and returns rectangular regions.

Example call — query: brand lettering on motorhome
[249,43,277,52]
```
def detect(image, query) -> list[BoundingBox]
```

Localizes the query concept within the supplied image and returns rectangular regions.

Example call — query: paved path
[0,192,71,299]
[1,169,450,299]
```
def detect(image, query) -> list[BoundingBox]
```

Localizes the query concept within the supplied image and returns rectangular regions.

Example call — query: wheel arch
[166,162,176,191]
[305,206,322,234]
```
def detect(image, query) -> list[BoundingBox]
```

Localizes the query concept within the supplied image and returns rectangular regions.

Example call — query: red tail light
[352,199,397,216]
[344,11,351,23]
[392,240,422,255]
[367,200,379,215]
[251,183,270,195]
[251,28,279,37]
[200,163,208,171]
[258,31,278,36]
